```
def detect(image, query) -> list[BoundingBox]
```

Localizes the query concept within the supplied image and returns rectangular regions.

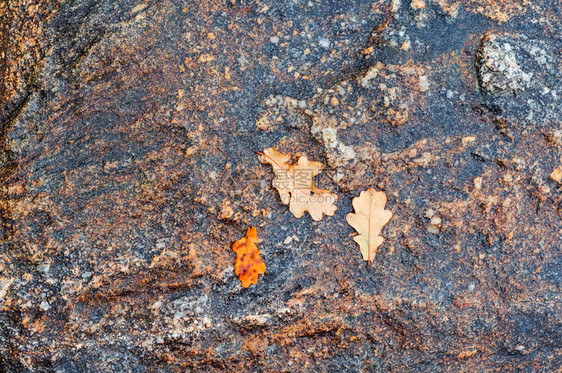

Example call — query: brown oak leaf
[346,188,392,268]
[232,227,266,288]
[258,147,338,221]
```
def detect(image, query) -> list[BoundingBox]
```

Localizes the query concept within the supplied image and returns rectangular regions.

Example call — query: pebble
[419,75,430,91]
[319,37,331,49]
[411,0,425,9]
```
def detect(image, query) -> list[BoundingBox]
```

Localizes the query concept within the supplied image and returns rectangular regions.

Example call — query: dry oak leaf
[258,147,338,221]
[232,227,266,288]
[346,188,393,267]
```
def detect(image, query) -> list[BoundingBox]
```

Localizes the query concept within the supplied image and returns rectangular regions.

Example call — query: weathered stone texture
[0,0,561,371]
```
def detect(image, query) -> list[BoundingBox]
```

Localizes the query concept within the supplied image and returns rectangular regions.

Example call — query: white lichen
[311,115,356,168]
[477,34,534,94]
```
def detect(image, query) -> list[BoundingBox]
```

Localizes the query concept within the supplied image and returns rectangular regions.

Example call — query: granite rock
[1,0,561,371]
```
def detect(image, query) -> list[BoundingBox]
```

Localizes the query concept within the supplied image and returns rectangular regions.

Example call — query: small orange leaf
[232,227,266,288]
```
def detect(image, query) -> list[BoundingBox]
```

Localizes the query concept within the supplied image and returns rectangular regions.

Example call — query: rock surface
[1,0,561,371]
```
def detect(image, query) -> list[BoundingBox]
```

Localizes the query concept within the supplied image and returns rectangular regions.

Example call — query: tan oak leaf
[258,147,337,221]
[346,188,392,267]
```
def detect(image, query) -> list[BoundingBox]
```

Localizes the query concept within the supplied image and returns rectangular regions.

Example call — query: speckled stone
[1,0,561,371]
